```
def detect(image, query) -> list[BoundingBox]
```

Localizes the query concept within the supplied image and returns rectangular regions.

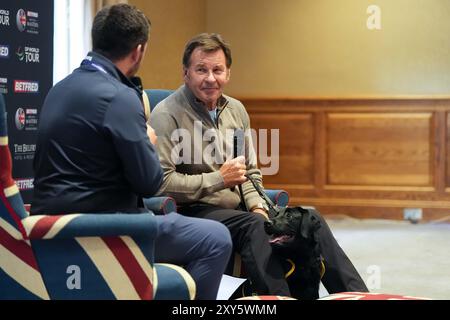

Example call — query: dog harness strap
[245,173,277,211]
[285,259,296,278]
[320,260,326,279]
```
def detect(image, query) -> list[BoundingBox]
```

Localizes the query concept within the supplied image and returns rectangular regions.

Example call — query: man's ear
[132,44,144,62]
[183,67,189,81]
[226,68,231,81]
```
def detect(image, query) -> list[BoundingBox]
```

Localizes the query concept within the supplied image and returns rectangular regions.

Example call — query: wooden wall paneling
[326,112,433,187]
[445,112,450,192]
[249,113,315,188]
[434,111,446,194]
[243,98,450,220]
[315,111,326,194]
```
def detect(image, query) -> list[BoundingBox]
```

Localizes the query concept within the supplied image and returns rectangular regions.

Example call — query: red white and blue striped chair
[0,94,195,300]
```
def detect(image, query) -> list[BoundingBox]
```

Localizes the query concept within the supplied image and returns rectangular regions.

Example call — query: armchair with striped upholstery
[0,94,195,300]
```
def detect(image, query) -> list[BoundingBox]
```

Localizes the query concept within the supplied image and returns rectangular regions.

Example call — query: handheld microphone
[232,129,248,211]
[230,131,242,191]
[233,129,245,158]
[230,135,238,192]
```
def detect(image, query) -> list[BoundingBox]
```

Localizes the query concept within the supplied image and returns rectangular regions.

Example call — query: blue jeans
[154,212,232,300]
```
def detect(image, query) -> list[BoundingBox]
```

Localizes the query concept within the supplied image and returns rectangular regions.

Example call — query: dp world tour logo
[16,46,24,61]
[16,9,26,32]
[15,108,25,130]
[0,9,10,26]
[15,46,39,63]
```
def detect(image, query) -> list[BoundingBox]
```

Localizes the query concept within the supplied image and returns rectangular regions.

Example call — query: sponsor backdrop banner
[0,0,53,203]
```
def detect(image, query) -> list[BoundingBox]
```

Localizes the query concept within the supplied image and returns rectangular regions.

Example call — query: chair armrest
[22,213,158,240]
[264,189,289,207]
[154,263,196,300]
[142,196,177,215]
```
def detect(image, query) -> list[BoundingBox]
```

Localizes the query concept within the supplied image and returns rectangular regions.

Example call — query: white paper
[216,274,248,300]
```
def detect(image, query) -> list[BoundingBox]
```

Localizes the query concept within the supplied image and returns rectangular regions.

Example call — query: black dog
[264,206,323,300]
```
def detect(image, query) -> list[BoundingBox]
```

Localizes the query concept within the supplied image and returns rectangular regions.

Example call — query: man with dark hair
[31,5,232,300]
[150,33,369,297]
[91,4,150,61]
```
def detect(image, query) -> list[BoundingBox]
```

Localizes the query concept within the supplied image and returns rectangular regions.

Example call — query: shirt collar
[82,51,143,96]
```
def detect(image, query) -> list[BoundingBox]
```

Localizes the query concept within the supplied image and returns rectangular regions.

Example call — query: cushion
[237,295,296,300]
[318,292,431,300]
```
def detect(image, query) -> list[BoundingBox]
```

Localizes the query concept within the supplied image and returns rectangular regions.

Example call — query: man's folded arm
[158,168,225,203]
[151,110,225,202]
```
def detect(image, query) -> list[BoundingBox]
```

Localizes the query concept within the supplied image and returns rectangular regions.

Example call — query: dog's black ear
[299,210,310,239]
[299,209,321,239]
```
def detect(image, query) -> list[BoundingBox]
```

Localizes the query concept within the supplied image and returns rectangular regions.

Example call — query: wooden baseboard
[289,198,450,221]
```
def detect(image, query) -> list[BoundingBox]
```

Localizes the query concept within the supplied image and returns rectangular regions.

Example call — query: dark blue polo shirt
[31,52,163,214]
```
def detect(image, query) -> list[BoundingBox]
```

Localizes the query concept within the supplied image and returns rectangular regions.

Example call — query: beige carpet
[319,216,450,300]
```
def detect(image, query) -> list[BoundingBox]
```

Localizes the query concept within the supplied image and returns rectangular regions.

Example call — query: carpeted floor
[320,216,450,300]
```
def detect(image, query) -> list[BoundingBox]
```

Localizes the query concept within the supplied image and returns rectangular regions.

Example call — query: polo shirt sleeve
[103,87,163,197]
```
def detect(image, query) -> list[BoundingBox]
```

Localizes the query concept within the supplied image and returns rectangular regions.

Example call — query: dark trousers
[180,205,368,296]
[180,205,290,295]
[154,212,233,299]
[314,210,369,293]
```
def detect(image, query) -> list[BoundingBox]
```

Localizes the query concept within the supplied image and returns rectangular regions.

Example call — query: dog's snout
[264,220,273,227]
[264,220,274,233]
